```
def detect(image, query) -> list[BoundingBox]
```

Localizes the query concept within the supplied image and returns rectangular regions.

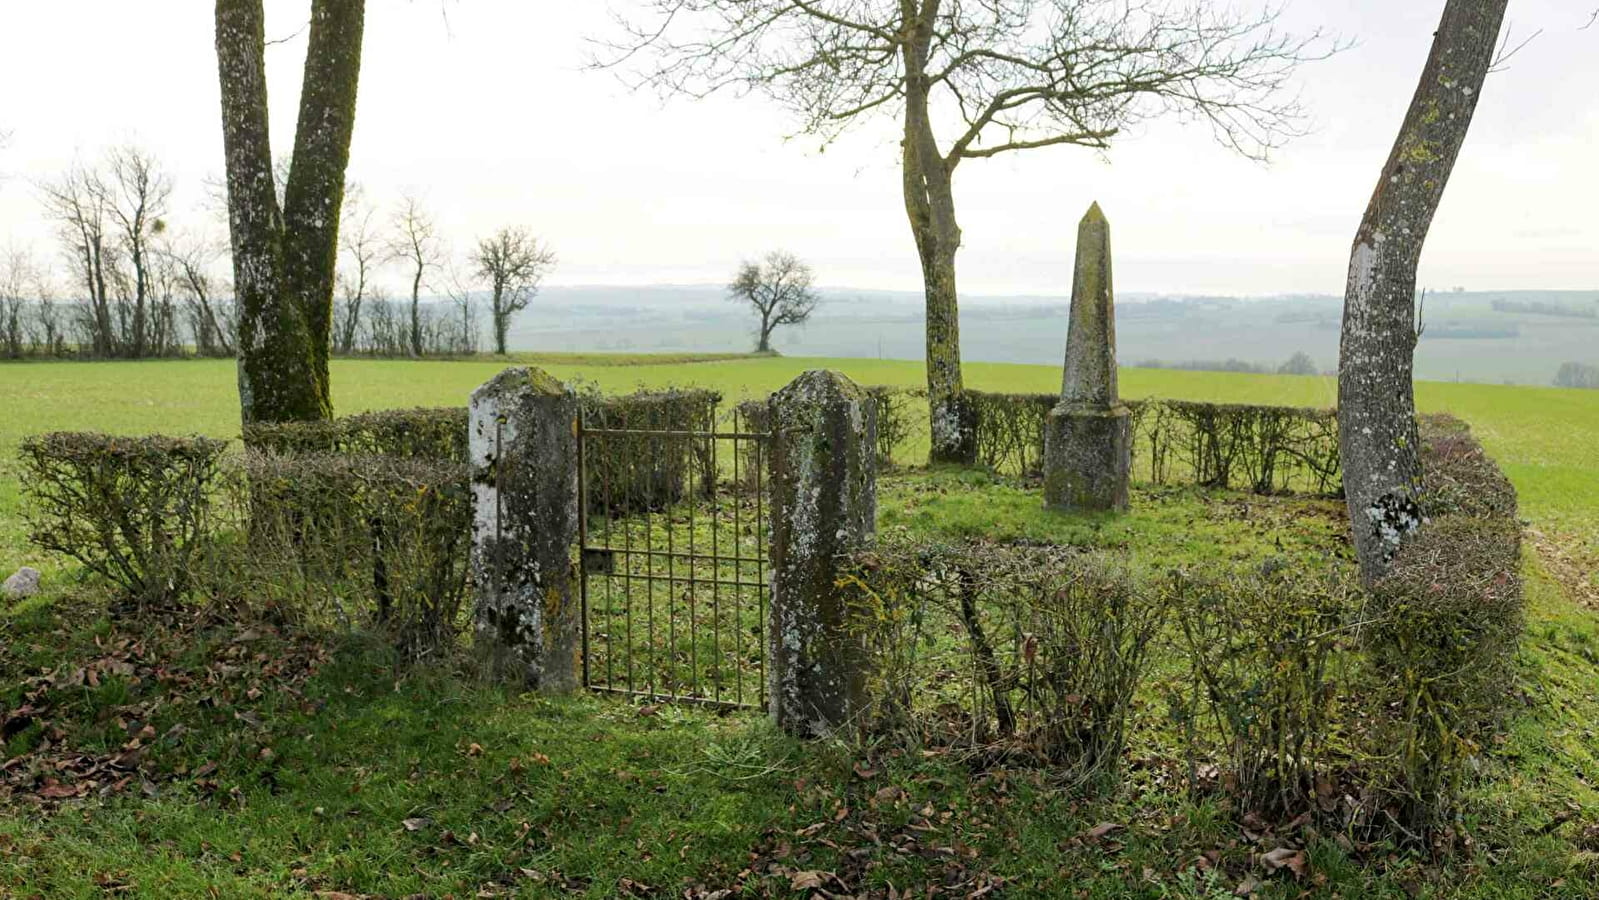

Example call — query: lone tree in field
[215,0,364,422]
[1337,0,1507,580]
[607,0,1326,463]
[472,226,557,356]
[729,251,819,354]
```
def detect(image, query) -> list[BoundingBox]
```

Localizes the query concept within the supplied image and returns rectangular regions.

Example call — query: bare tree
[388,193,443,358]
[1337,0,1507,580]
[361,287,404,356]
[215,0,365,422]
[472,226,556,355]
[30,269,63,357]
[728,251,819,353]
[607,0,1328,463]
[101,145,174,358]
[38,165,118,356]
[0,247,34,358]
[334,183,379,354]
[439,261,481,355]
[146,252,184,357]
[158,231,235,357]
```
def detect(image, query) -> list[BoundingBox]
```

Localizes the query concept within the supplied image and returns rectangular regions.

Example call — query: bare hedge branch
[19,433,227,612]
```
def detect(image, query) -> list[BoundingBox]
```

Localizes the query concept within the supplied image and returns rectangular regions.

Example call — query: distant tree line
[1491,298,1597,319]
[0,143,554,362]
[1423,323,1519,340]
[1135,352,1322,377]
[1554,362,1599,389]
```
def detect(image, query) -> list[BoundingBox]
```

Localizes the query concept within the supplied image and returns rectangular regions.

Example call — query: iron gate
[576,404,770,709]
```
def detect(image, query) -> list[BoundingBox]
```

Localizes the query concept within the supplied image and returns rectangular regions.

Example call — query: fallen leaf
[401,817,432,832]
[1261,847,1306,877]
[1084,821,1124,840]
[790,870,829,890]
[37,782,81,799]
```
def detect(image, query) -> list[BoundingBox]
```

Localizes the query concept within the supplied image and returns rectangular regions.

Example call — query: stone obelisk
[1043,203,1131,512]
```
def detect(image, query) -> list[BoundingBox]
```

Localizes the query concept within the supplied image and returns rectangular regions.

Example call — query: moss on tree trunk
[901,20,974,466]
[215,0,364,424]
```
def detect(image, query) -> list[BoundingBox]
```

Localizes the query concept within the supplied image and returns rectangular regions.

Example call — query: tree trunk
[901,6,974,465]
[215,0,362,424]
[131,247,148,359]
[758,310,773,352]
[492,287,509,355]
[217,0,326,423]
[1337,0,1506,580]
[281,0,364,402]
[409,272,423,357]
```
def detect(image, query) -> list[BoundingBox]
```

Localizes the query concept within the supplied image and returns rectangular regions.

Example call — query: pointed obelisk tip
[1082,201,1105,224]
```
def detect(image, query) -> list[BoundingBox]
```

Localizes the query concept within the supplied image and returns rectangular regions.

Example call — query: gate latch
[581,548,616,575]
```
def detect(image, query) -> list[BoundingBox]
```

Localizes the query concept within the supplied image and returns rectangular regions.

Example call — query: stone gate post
[469,367,580,693]
[768,370,877,737]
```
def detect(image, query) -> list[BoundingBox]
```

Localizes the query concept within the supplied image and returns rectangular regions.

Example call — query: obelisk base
[1043,402,1132,512]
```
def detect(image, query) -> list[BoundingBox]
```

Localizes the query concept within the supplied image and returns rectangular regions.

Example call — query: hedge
[859,386,1342,494]
[840,414,1523,841]
[216,450,471,659]
[1362,414,1524,832]
[242,407,469,461]
[19,432,227,612]
[580,388,721,514]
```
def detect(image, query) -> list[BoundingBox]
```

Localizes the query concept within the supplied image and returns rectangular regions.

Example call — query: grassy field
[2,354,1594,558]
[2,354,1597,898]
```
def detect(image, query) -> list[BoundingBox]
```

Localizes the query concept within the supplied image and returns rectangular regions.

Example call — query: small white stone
[3,567,41,600]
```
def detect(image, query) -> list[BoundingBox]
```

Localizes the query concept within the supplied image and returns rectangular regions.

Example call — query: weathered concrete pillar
[1044,203,1132,512]
[768,370,877,737]
[469,367,581,692]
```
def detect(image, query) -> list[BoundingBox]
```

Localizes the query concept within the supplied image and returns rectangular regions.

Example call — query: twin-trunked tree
[607,0,1324,462]
[215,0,364,424]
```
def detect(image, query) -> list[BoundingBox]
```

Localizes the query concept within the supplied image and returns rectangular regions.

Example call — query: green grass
[2,354,1595,564]
[3,559,1598,898]
[880,468,1347,562]
[2,353,1598,898]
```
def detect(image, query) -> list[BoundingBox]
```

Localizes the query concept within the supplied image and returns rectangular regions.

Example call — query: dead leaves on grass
[0,616,330,808]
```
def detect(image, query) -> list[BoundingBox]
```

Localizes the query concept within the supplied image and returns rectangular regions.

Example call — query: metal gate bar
[577,404,768,709]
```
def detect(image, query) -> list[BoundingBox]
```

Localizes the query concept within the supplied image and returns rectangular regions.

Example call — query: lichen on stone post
[469,366,580,693]
[768,369,877,738]
[1044,203,1132,512]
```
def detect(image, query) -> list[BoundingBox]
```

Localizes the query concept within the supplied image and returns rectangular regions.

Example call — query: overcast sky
[0,1,1594,298]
